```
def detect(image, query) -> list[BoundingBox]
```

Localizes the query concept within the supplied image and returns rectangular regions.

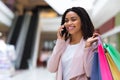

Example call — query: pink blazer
[47,38,96,80]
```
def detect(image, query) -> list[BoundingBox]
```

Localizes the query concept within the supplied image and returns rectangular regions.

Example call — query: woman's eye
[65,20,68,23]
[65,18,77,23]
[71,18,77,21]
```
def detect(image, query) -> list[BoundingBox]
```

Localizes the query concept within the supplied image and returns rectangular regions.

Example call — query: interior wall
[96,17,115,34]
[115,12,120,26]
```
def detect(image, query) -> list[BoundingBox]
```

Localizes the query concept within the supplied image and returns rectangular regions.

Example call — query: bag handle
[98,36,103,45]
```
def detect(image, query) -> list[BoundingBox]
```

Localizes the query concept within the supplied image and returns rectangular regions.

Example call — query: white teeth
[68,26,74,30]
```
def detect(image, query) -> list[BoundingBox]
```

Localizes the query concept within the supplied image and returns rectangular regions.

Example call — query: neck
[70,33,82,45]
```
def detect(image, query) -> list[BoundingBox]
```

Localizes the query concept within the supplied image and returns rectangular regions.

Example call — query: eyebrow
[65,16,78,19]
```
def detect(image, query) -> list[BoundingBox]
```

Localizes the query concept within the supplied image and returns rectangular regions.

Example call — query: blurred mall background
[0,0,120,80]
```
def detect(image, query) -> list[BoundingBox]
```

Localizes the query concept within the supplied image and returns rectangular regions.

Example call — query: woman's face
[64,11,82,35]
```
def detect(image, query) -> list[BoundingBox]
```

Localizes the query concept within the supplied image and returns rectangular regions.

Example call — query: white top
[61,43,79,80]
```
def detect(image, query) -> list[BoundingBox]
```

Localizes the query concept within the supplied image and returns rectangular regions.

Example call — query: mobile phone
[61,26,67,36]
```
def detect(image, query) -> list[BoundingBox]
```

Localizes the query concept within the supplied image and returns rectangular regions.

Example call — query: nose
[66,20,72,25]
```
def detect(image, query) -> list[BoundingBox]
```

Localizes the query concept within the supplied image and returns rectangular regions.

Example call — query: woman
[47,7,99,80]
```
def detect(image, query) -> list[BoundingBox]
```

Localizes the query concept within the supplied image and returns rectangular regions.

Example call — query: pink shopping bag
[98,37,113,80]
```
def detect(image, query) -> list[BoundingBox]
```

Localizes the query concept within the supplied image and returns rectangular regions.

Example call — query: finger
[57,28,62,36]
[63,33,66,38]
[67,32,69,37]
[90,37,98,43]
[93,33,100,38]
[60,25,64,29]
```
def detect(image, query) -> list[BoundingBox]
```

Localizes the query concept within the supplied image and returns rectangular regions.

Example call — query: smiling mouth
[68,26,75,31]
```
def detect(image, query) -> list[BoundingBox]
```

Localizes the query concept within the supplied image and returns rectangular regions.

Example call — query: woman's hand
[85,33,100,48]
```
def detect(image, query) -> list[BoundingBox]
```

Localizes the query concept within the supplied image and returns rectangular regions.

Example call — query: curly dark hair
[61,7,94,40]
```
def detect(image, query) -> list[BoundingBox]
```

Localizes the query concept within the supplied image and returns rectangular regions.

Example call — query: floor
[9,67,56,80]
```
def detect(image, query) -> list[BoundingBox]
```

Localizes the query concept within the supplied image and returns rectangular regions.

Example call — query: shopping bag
[97,37,113,80]
[104,43,120,70]
[91,52,102,80]
[105,52,120,80]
